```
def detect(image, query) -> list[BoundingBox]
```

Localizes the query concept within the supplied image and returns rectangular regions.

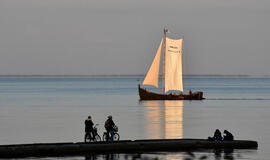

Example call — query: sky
[0,0,269,76]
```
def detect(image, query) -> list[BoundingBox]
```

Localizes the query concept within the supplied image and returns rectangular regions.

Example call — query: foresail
[142,38,163,88]
[164,37,183,92]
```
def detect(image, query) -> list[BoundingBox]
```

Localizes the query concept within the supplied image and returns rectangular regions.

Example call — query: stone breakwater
[0,139,258,158]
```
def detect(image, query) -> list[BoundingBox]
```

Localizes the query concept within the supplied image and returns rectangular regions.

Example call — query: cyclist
[85,116,94,140]
[104,115,115,141]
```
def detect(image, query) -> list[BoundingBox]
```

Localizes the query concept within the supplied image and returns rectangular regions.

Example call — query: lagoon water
[0,76,270,160]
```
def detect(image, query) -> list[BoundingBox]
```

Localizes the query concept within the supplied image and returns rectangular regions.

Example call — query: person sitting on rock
[208,129,223,141]
[223,130,234,141]
[214,129,223,141]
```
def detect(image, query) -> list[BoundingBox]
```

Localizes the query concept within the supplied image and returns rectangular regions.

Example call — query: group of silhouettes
[85,115,116,141]
[86,116,234,142]
[208,129,234,141]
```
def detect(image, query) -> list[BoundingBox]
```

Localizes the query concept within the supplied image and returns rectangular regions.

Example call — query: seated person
[208,129,223,141]
[223,130,234,141]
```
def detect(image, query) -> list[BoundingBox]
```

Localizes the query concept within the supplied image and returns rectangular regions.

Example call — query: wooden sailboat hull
[138,85,204,100]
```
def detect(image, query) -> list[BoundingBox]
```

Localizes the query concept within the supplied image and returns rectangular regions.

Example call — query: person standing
[85,116,94,141]
[104,115,115,142]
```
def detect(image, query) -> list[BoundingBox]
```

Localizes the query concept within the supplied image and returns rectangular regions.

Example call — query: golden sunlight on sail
[164,38,183,93]
[142,39,163,88]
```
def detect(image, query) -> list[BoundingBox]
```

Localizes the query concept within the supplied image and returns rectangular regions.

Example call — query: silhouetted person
[85,116,94,139]
[209,129,223,141]
[104,115,115,141]
[214,129,223,141]
[223,130,234,141]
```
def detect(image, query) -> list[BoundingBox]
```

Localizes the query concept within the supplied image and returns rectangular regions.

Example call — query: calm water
[0,76,270,160]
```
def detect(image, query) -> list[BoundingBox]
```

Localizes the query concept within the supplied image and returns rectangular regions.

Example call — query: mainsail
[164,37,183,92]
[142,39,163,88]
[142,32,183,92]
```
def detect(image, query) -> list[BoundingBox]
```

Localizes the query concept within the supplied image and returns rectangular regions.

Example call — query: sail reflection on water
[164,100,183,139]
[143,101,163,139]
[142,100,183,139]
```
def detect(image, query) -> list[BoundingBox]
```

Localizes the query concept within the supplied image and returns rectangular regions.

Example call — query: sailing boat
[138,29,204,100]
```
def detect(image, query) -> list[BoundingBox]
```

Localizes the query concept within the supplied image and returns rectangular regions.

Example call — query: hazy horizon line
[0,74,269,78]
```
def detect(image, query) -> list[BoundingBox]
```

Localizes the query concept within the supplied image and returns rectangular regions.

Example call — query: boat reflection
[142,100,183,139]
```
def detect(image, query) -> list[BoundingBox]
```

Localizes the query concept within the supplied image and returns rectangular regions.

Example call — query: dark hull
[138,85,204,100]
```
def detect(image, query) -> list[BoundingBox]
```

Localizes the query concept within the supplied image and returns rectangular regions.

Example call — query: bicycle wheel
[84,133,91,143]
[94,134,101,142]
[102,133,108,141]
[113,133,120,141]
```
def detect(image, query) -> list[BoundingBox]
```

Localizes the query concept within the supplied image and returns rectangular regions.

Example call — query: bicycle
[102,125,120,142]
[84,124,101,143]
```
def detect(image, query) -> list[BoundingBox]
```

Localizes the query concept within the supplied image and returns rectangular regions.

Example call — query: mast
[162,28,167,95]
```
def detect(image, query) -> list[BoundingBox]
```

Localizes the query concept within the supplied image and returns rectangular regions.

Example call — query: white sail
[164,37,183,92]
[142,38,163,88]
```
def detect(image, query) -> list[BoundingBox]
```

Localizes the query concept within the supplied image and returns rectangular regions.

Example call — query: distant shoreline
[0,74,269,78]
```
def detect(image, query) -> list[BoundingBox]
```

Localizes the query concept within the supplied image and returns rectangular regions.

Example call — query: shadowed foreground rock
[0,139,258,158]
